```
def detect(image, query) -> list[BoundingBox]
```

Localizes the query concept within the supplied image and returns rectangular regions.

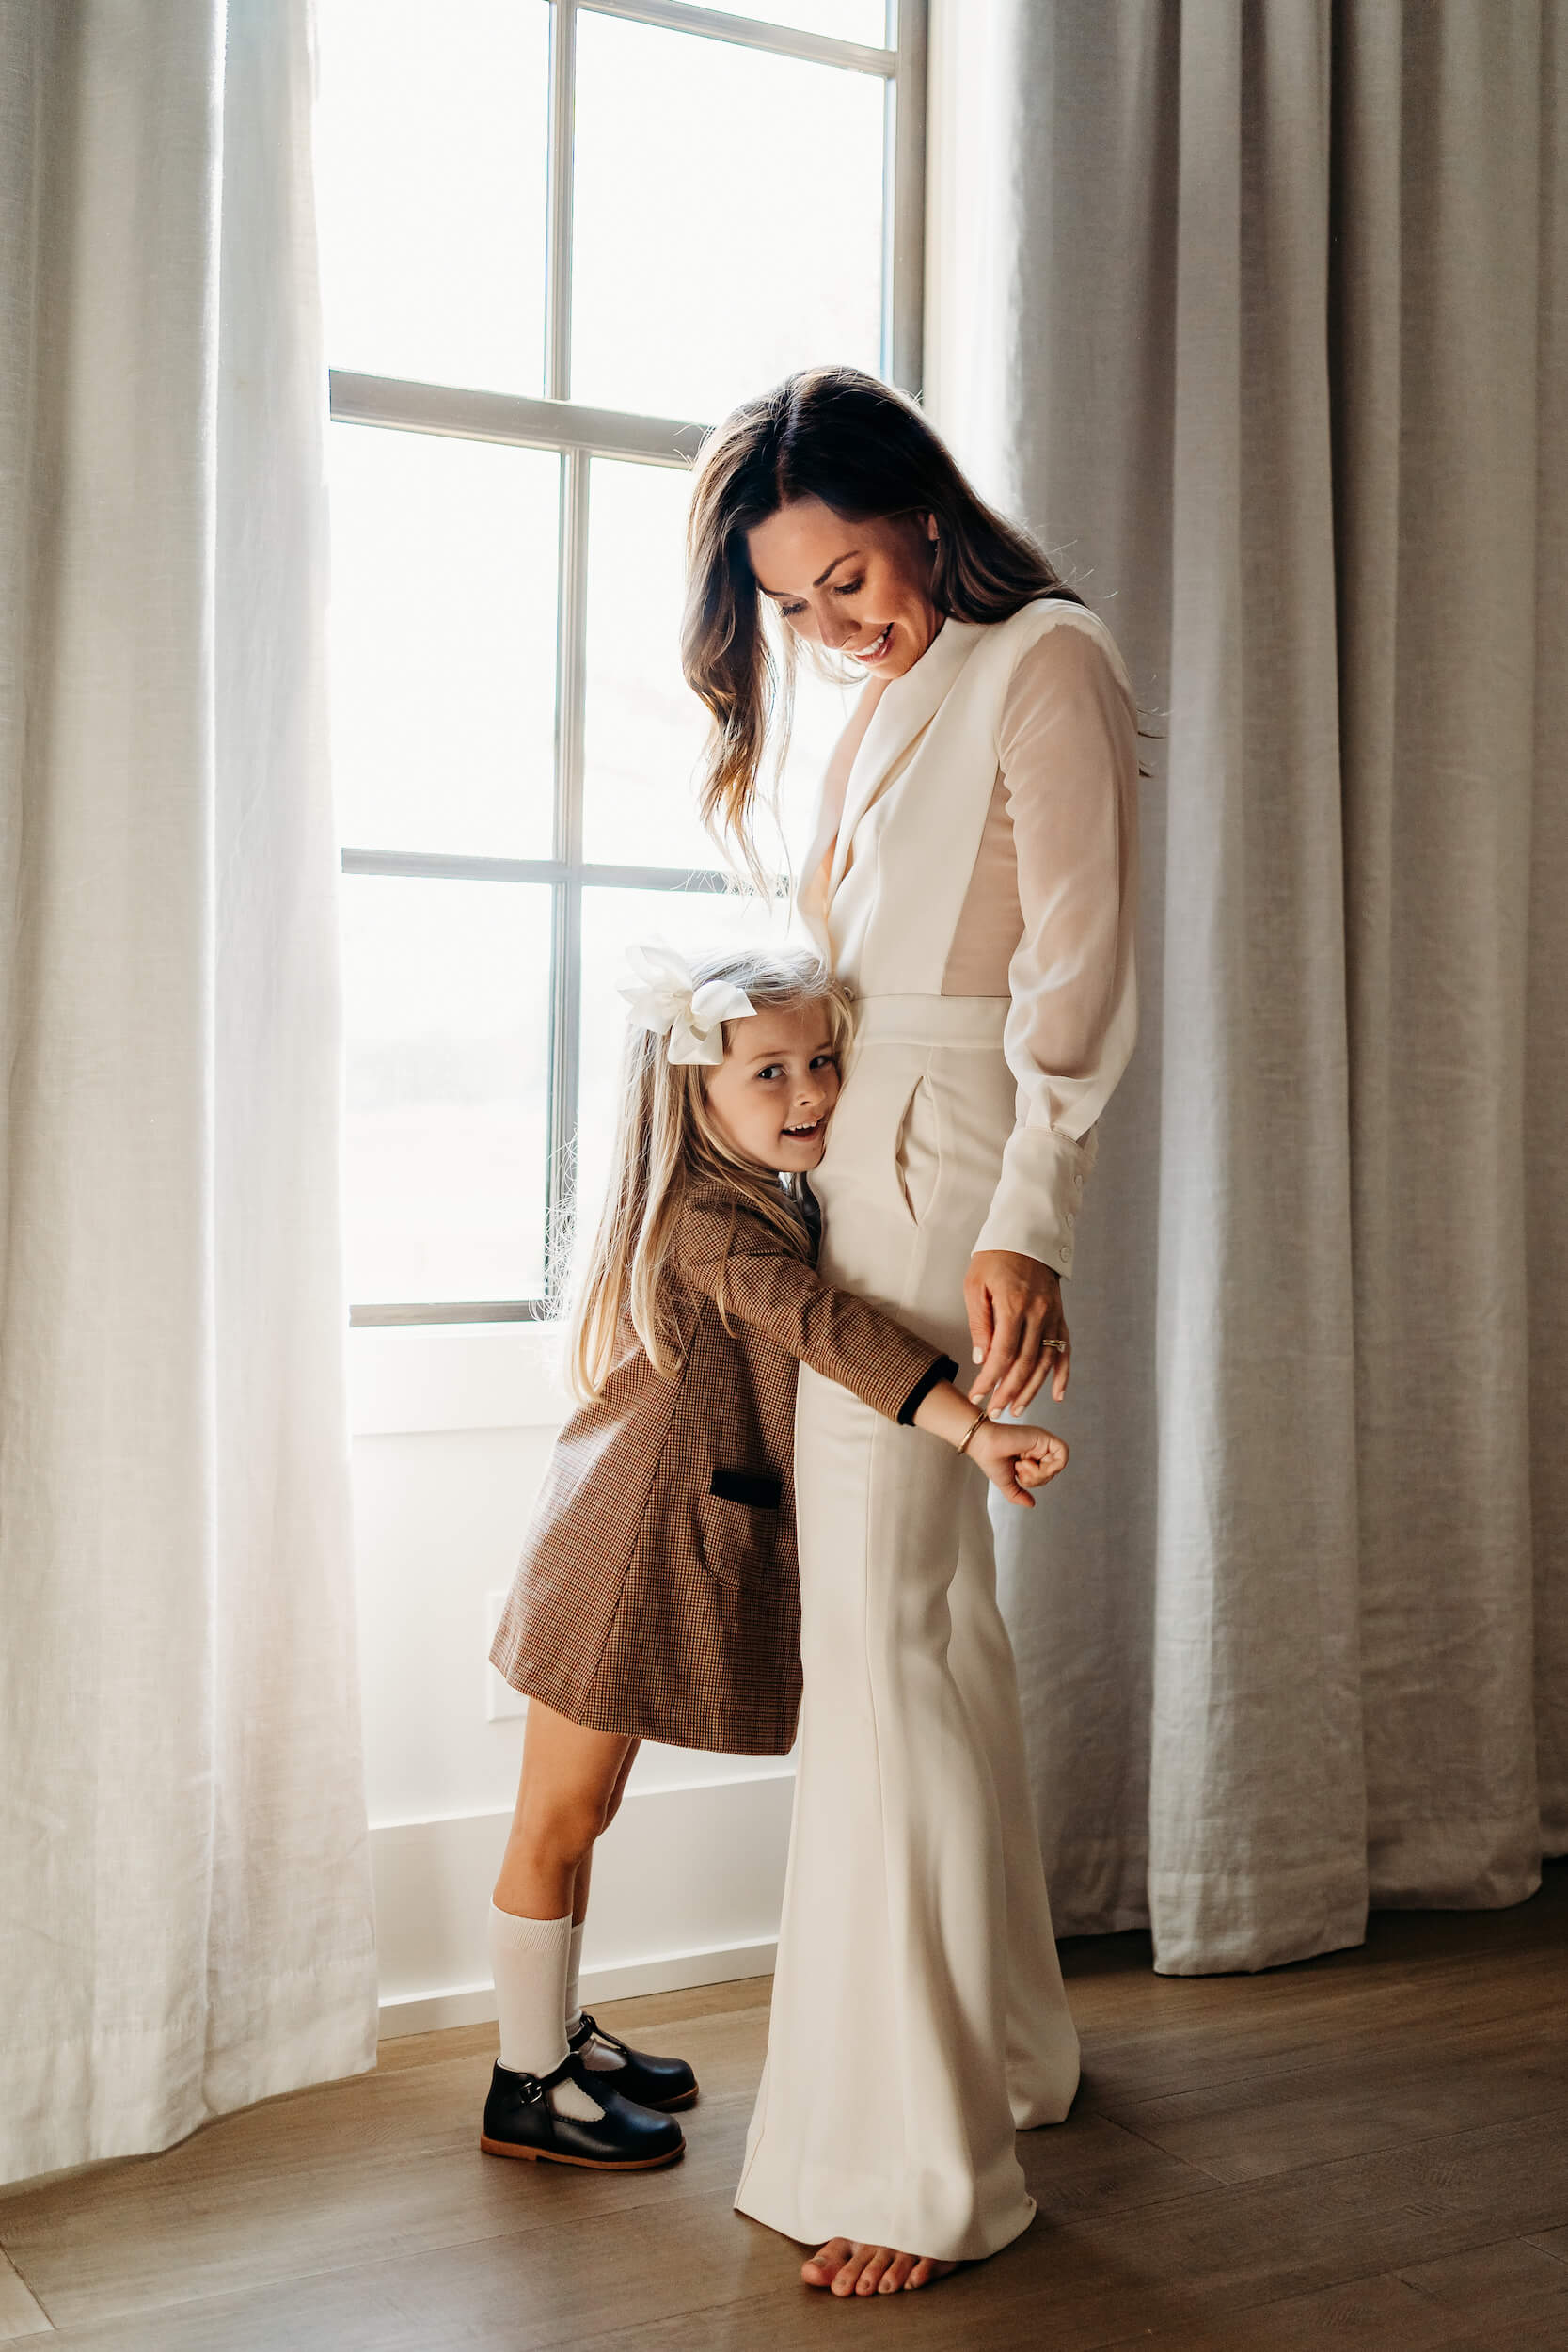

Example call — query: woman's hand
[966,1420,1069,1508]
[965,1250,1070,1414]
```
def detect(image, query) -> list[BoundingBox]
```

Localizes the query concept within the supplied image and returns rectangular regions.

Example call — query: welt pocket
[709,1469,782,1510]
[894,1071,941,1226]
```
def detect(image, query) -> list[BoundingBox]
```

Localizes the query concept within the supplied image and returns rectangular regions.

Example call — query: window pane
[574,885,784,1247]
[699,2,890,40]
[341,875,552,1304]
[572,19,885,421]
[328,425,559,860]
[583,460,713,871]
[315,0,548,393]
[583,456,861,877]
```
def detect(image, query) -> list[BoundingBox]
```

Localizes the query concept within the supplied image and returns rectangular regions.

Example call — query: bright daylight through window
[315,0,926,1323]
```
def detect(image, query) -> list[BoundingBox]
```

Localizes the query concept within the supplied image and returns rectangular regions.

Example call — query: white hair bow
[617,943,756,1066]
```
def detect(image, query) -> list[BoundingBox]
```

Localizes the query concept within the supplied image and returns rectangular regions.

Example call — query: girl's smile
[704,1002,842,1174]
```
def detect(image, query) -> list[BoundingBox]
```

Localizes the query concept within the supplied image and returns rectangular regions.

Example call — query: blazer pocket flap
[709,1469,783,1510]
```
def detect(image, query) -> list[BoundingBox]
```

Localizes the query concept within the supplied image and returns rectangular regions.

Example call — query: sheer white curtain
[928,0,1568,1973]
[0,1,375,2182]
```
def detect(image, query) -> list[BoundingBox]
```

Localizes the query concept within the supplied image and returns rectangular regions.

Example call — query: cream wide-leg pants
[735,997,1081,2263]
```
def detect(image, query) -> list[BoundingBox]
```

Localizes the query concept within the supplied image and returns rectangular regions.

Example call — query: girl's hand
[965,1251,1070,1413]
[965,1419,1069,1508]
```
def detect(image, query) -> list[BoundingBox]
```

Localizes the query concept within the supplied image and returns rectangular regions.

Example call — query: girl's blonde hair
[564,943,853,1402]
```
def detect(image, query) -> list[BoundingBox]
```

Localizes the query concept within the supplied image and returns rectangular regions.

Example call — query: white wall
[350,1324,790,2034]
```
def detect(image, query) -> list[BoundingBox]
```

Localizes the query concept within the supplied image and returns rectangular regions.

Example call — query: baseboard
[377,1934,778,2038]
[370,1769,795,2033]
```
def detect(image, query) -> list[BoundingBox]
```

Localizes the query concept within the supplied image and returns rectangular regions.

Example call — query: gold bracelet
[957,1405,990,1457]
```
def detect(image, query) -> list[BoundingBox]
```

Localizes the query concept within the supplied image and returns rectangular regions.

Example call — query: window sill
[349,1318,569,1438]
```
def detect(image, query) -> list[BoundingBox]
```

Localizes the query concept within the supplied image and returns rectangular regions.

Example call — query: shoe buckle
[515,2073,545,2104]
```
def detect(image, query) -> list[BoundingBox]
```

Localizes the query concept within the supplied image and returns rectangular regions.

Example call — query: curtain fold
[927,0,1568,1973]
[0,0,375,2183]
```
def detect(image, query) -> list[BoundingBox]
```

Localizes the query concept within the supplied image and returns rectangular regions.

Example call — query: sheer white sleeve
[973,616,1140,1277]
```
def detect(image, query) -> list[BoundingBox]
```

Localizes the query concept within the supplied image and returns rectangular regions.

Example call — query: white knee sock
[564,1919,585,2037]
[561,1917,626,2075]
[488,1905,602,2121]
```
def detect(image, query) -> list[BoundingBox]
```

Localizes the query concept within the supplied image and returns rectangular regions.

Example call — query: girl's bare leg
[492,1698,638,1920]
[567,1735,640,1926]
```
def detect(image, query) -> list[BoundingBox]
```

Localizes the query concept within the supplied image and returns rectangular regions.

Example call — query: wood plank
[1017,2109,1215,2221]
[1399,2235,1568,2324]
[0,2086,754,2331]
[1086,2239,1568,2352]
[0,2186,789,2352]
[1097,2010,1568,2183]
[0,2250,50,2341]
[0,2002,765,2231]
[1069,1944,1568,2108]
[1088,2268,1478,2352]
[1312,2106,1568,2238]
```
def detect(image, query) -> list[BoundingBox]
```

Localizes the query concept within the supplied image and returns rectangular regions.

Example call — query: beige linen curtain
[927,0,1568,1972]
[0,1,376,2180]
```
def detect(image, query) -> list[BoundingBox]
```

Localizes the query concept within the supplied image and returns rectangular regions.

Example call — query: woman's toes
[800,2238,854,2290]
[903,2257,958,2291]
[832,2245,876,2296]
[855,2248,895,2296]
[802,2238,958,2296]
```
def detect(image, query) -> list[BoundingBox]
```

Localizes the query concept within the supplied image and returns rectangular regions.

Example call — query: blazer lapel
[796,772,847,955]
[823,619,983,906]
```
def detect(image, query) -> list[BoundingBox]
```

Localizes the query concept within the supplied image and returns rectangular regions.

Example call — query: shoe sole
[480,2133,686,2171]
[646,2084,699,2112]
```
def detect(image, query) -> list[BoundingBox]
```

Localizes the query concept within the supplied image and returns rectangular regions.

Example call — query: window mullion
[545,0,578,403]
[543,0,583,1305]
[545,445,592,1300]
[887,0,927,394]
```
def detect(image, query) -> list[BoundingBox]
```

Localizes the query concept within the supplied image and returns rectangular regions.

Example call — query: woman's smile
[744,497,942,683]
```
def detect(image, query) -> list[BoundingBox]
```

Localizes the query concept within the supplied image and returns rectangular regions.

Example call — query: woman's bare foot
[801,2239,960,2296]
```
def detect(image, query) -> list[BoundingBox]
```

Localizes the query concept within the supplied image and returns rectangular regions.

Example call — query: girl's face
[704,1000,842,1174]
[745,495,942,681]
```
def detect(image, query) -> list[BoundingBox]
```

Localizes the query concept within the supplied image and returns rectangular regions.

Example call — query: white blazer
[798,600,1139,1276]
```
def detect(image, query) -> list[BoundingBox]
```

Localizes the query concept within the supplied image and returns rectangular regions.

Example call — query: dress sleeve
[973,617,1140,1278]
[676,1199,950,1422]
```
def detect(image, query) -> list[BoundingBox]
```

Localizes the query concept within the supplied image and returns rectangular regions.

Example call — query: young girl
[479,943,1068,2172]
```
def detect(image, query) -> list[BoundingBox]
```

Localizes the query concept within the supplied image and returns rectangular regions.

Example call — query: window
[317,0,927,1324]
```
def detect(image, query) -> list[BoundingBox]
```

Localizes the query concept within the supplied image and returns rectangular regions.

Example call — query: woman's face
[745,495,942,681]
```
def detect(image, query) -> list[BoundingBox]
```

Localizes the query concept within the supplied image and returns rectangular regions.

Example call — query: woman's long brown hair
[681,365,1080,886]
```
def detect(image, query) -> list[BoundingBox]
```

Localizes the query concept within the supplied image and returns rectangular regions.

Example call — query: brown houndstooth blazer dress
[488,1173,955,1755]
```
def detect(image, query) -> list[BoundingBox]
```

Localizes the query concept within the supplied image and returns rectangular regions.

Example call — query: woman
[682,368,1139,2296]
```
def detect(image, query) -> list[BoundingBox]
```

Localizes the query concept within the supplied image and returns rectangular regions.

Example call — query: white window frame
[334,0,927,1327]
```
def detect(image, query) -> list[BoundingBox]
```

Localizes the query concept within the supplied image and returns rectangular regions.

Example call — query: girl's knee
[514,1789,605,1874]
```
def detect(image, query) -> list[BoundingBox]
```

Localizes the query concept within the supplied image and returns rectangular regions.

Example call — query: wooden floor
[3,1867,1567,2350]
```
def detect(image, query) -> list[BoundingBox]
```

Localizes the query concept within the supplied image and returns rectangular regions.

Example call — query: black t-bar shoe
[480,2052,686,2170]
[569,2010,700,2111]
